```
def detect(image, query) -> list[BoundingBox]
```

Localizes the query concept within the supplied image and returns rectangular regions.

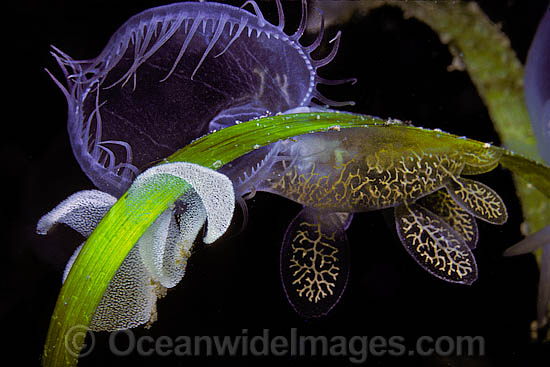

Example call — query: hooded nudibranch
[49,0,354,197]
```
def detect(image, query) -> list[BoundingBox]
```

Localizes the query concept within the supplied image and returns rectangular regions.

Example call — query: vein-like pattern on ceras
[290,220,339,301]
[418,189,479,249]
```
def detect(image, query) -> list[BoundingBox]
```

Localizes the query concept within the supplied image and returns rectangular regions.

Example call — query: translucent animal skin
[49,0,351,197]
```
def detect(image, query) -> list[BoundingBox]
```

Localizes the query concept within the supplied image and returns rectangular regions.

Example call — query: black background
[3,0,549,365]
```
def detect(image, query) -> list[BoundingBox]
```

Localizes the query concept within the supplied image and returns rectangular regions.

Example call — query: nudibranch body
[252,126,507,316]
[50,0,351,197]
[259,127,504,213]
[42,0,511,324]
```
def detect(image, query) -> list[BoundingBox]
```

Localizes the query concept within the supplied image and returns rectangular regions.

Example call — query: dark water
[3,0,548,365]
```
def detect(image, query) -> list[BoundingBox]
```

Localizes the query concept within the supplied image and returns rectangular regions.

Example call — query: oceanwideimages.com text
[69,326,486,363]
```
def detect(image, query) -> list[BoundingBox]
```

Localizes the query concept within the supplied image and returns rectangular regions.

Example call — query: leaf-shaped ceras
[258,126,506,285]
[394,203,477,284]
[37,162,235,331]
[446,177,508,224]
[281,207,350,318]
